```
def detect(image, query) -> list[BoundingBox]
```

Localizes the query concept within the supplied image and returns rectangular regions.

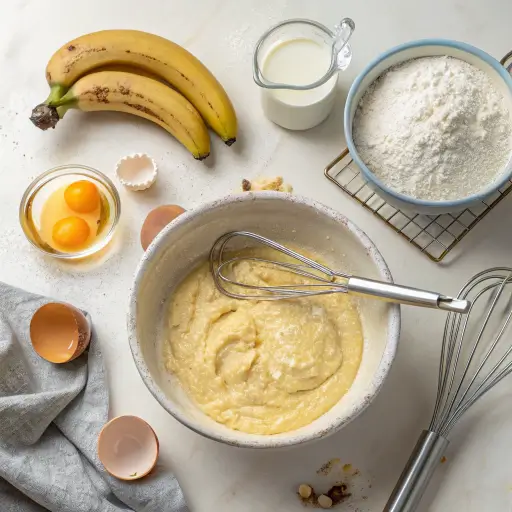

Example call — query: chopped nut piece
[318,494,333,508]
[298,484,312,499]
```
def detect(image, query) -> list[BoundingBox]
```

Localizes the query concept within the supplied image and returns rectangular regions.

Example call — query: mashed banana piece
[241,176,293,192]
[165,248,363,435]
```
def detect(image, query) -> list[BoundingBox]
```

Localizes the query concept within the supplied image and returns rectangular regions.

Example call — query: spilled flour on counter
[353,56,512,201]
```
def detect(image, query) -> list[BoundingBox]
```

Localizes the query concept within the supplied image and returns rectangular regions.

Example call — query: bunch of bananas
[30,30,238,160]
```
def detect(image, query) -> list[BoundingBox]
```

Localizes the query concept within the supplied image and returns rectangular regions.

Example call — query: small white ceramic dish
[128,193,400,449]
[97,415,159,480]
[344,40,512,214]
[115,153,157,191]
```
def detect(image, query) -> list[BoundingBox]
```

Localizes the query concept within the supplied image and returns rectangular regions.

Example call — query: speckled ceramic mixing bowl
[344,39,512,215]
[128,193,400,448]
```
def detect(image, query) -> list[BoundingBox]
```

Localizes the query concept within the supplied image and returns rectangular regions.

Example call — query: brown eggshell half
[97,415,159,480]
[140,205,185,251]
[30,302,91,364]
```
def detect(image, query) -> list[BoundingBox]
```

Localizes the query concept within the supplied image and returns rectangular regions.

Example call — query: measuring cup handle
[333,18,355,56]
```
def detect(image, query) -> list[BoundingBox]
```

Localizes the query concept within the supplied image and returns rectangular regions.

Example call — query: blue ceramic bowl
[344,39,512,214]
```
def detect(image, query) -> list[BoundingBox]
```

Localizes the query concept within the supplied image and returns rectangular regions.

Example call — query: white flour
[353,56,512,201]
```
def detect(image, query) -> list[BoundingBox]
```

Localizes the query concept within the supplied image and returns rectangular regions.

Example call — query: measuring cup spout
[333,18,355,66]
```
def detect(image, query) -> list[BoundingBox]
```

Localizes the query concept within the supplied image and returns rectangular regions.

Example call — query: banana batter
[164,248,363,435]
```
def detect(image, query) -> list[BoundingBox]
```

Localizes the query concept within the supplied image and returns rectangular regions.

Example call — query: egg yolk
[64,180,100,213]
[52,217,91,248]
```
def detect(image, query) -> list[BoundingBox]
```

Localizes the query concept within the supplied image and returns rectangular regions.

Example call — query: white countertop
[2,0,512,510]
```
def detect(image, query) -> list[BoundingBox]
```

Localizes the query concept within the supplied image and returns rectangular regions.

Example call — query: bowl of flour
[345,40,512,214]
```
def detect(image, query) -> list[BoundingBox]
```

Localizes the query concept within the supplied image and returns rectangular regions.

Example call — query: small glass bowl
[20,165,121,259]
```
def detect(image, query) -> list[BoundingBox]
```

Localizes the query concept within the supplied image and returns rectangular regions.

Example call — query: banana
[89,63,168,84]
[30,71,210,160]
[39,30,237,144]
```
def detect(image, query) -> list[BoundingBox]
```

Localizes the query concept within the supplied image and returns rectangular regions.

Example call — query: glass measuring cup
[253,18,355,130]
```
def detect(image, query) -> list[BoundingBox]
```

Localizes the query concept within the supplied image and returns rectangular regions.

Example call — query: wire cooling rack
[325,148,512,262]
[324,51,512,263]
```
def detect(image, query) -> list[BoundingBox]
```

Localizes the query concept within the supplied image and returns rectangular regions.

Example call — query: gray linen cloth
[0,282,188,512]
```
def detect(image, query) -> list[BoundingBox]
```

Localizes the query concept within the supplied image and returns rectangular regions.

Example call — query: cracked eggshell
[97,415,159,480]
[115,153,158,191]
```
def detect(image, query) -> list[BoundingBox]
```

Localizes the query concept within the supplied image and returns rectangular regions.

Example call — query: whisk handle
[347,277,470,313]
[384,430,449,512]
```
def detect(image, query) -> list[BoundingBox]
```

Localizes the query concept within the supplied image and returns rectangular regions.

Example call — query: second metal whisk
[209,231,469,313]
[385,267,512,511]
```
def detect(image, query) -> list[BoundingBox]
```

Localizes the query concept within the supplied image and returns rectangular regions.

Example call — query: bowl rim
[344,38,512,209]
[127,192,401,448]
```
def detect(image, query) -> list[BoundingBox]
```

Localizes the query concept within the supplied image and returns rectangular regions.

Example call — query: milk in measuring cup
[260,38,338,130]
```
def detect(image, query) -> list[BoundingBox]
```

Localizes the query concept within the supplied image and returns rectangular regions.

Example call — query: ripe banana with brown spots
[32,29,237,144]
[30,71,210,160]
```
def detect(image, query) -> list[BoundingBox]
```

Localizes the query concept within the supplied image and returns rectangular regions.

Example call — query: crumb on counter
[316,458,340,476]
[318,494,333,508]
[297,481,350,508]
[327,483,350,505]
[298,484,313,499]
[242,176,293,193]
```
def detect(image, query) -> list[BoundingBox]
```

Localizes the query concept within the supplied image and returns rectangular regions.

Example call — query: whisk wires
[209,231,350,300]
[429,268,512,437]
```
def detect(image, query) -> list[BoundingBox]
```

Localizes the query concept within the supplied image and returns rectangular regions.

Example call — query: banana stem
[30,104,60,130]
[30,85,75,130]
[56,105,72,118]
[30,84,71,130]
[45,84,68,105]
